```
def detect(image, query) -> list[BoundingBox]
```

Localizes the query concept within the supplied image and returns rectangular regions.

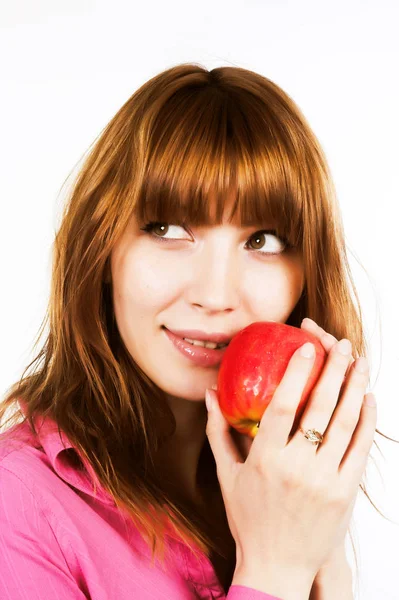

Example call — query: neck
[154,396,208,504]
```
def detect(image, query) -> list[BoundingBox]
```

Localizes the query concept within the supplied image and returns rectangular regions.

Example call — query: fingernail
[355,357,369,373]
[300,342,315,358]
[337,339,352,355]
[302,318,316,327]
[364,393,376,407]
[205,389,213,411]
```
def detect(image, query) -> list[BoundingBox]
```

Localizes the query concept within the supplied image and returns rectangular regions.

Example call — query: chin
[163,378,216,402]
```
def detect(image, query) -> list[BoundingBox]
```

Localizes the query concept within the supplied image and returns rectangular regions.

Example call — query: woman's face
[110,193,305,401]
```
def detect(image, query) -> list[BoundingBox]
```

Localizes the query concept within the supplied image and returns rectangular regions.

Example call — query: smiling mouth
[161,326,231,349]
[162,326,230,368]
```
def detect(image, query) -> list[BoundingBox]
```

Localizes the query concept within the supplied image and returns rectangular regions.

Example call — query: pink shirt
[0,412,282,600]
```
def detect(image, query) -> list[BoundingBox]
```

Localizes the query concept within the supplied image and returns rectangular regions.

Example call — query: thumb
[205,389,243,479]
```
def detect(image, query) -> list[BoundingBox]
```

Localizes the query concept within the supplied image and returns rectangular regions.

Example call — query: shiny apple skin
[217,321,328,439]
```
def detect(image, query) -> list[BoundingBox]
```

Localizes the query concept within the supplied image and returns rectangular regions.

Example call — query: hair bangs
[134,85,305,248]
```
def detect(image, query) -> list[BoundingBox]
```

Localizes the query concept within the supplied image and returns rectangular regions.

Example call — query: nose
[187,239,240,313]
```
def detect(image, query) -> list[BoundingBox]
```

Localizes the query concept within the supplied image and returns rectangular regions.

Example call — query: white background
[0,1,398,598]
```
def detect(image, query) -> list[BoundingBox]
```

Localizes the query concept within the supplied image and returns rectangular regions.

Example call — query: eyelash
[139,221,293,256]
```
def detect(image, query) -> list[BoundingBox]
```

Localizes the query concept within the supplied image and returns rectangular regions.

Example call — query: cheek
[246,261,304,311]
[115,251,180,311]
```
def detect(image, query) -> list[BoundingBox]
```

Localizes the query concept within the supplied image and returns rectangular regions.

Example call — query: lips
[163,327,229,368]
[163,326,233,345]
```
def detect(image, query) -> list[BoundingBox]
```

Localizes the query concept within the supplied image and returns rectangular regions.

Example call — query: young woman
[0,64,382,599]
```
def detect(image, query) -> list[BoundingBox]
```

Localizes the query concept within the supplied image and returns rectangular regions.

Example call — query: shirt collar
[19,401,116,506]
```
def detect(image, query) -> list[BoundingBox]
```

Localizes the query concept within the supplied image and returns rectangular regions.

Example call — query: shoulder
[0,459,49,533]
[0,420,81,530]
[0,422,88,581]
[0,435,90,599]
[0,422,58,529]
[0,420,51,486]
[0,449,64,569]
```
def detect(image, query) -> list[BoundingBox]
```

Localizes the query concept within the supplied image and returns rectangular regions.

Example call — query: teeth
[183,337,228,350]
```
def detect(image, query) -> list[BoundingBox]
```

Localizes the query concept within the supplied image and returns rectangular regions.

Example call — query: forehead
[213,191,275,229]
[207,191,278,230]
[134,170,295,244]
[208,187,240,224]
[141,186,276,228]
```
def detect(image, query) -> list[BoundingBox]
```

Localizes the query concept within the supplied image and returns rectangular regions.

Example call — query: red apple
[217,321,328,439]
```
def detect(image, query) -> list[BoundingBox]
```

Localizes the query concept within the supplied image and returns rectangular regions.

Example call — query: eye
[140,222,190,240]
[140,222,292,255]
[246,230,290,255]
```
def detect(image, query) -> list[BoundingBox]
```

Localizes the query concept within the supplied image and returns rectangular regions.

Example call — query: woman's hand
[222,319,364,562]
[206,317,376,596]
[226,318,357,461]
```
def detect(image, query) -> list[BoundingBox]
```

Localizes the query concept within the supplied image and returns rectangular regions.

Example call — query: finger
[230,428,253,460]
[205,389,244,482]
[252,342,316,453]
[211,383,253,460]
[316,357,370,469]
[289,338,353,452]
[301,318,337,351]
[339,392,377,490]
[301,318,355,376]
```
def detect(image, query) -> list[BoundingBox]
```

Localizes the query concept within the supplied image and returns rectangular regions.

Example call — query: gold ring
[299,427,324,446]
